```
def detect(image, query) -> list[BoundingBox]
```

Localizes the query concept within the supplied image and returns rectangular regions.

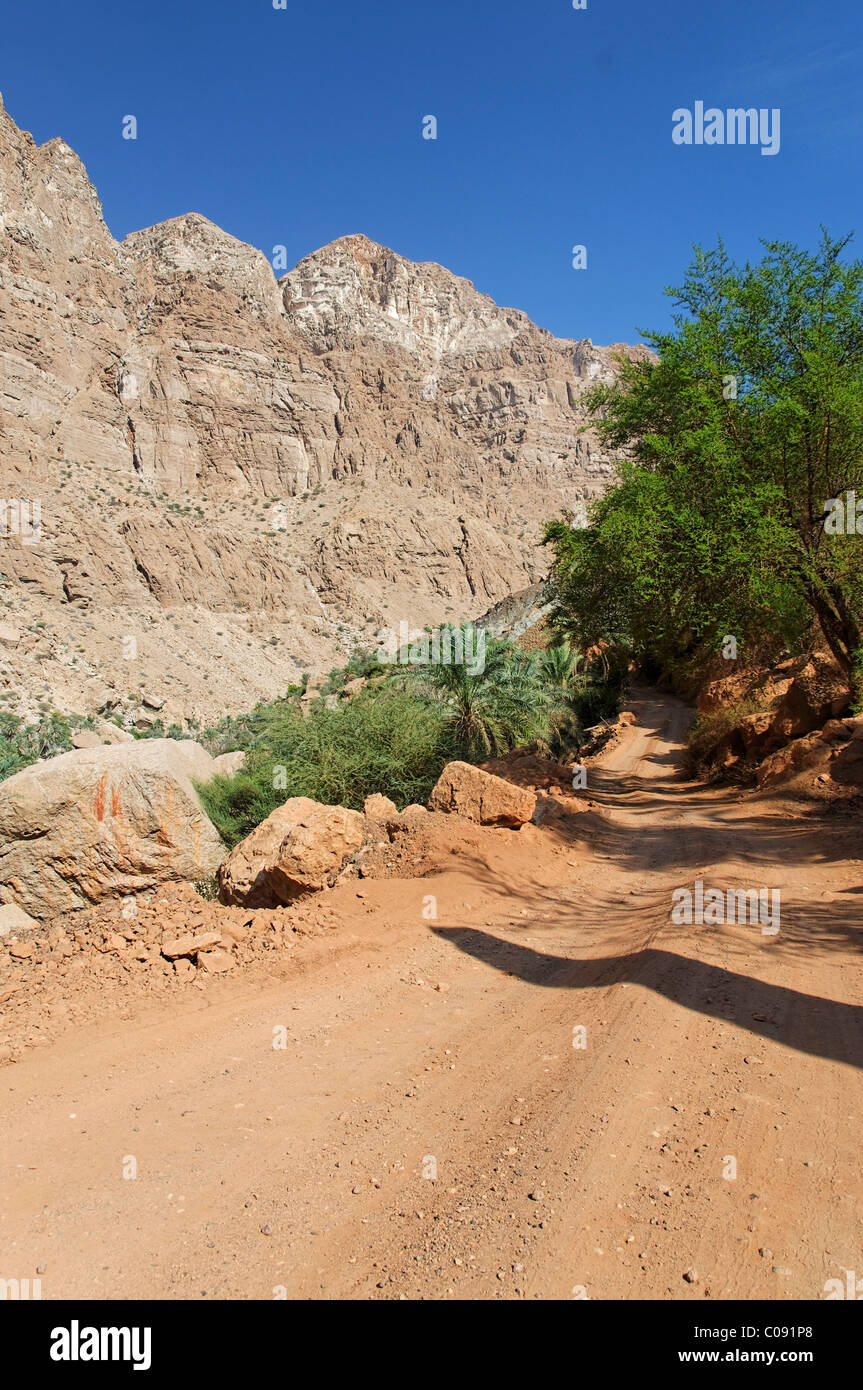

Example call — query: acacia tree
[544,232,863,674]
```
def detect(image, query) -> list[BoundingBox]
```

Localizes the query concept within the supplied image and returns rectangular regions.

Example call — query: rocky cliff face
[0,93,649,724]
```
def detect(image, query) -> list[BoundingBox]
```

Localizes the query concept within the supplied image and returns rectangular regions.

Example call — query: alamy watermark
[376,622,486,675]
[50,1322,151,1370]
[672,103,780,157]
[824,1269,863,1299]
[0,498,41,545]
[0,1277,42,1300]
[824,490,863,534]
[671,879,780,935]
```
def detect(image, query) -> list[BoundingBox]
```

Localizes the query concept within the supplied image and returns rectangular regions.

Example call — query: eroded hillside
[0,94,649,725]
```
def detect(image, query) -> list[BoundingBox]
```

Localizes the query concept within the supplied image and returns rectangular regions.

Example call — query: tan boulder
[364,793,399,819]
[0,739,224,919]
[211,750,246,778]
[71,730,105,750]
[196,947,234,973]
[161,930,223,960]
[94,720,135,745]
[72,723,135,748]
[0,903,37,936]
[218,797,319,906]
[428,761,536,827]
[218,797,365,906]
[738,712,775,753]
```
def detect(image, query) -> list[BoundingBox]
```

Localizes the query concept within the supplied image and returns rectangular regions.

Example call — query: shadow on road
[432,925,863,1070]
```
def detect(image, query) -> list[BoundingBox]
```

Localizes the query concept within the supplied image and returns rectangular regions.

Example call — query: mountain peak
[281,232,534,358]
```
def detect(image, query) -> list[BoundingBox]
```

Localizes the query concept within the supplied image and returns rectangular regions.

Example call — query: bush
[196,689,451,847]
[686,697,764,777]
[0,711,94,781]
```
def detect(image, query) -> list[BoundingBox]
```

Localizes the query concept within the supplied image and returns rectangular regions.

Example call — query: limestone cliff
[0,94,648,723]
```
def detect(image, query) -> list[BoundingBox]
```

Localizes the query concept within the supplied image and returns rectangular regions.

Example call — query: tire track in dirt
[1,690,861,1300]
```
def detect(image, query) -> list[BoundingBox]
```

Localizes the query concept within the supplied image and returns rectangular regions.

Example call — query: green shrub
[686,696,764,776]
[196,689,450,847]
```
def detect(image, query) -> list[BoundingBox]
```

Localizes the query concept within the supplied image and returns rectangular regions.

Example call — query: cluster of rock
[0,739,536,926]
[696,652,860,793]
[217,766,537,910]
[0,880,316,1062]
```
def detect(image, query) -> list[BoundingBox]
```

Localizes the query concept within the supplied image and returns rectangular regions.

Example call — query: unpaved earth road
[2,691,862,1301]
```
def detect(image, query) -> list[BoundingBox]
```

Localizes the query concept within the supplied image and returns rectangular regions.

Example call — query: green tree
[414,629,552,759]
[539,640,581,691]
[544,232,863,674]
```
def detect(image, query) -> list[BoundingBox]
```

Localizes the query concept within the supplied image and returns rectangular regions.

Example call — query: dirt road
[2,691,862,1300]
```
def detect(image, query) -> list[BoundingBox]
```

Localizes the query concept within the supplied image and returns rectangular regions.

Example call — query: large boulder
[69,720,134,751]
[70,730,107,750]
[0,739,224,919]
[212,750,246,778]
[769,657,850,742]
[218,797,366,907]
[757,715,863,790]
[428,761,536,827]
[708,712,775,770]
[217,797,317,906]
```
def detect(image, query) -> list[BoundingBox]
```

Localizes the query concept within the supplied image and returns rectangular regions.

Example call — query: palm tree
[414,628,551,760]
[539,640,581,693]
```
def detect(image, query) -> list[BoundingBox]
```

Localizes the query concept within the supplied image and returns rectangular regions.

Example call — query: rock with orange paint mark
[0,739,224,919]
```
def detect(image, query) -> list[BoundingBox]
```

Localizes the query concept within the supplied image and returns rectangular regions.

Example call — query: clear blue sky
[3,0,861,345]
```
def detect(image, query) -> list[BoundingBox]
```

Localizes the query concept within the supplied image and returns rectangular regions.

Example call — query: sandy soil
[2,689,861,1300]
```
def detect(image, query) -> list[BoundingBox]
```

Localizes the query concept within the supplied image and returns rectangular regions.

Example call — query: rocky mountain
[0,93,649,725]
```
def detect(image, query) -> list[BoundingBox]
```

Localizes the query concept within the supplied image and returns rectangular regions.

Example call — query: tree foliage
[544,232,863,673]
[411,629,553,760]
